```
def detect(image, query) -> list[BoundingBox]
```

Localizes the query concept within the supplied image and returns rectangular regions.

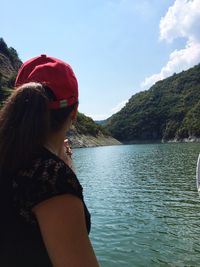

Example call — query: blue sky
[1,0,200,120]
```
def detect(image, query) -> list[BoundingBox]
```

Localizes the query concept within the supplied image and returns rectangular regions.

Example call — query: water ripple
[74,143,200,266]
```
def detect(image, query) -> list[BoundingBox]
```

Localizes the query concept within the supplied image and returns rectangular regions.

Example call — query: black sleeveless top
[0,147,91,267]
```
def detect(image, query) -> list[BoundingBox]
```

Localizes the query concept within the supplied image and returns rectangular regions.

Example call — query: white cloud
[107,0,155,19]
[160,0,200,43]
[90,99,128,121]
[90,114,110,121]
[134,1,155,18]
[111,100,128,114]
[141,0,200,89]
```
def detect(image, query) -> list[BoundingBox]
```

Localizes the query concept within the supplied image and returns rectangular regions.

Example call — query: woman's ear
[70,106,78,121]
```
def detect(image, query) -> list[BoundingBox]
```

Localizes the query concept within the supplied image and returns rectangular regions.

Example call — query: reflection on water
[73,143,200,267]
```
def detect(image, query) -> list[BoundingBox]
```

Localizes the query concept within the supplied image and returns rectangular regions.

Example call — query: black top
[0,147,91,267]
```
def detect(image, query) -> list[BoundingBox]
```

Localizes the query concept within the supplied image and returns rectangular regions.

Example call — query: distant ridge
[105,64,200,142]
[95,120,107,125]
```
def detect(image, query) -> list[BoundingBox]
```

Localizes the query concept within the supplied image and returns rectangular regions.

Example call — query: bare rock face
[0,38,22,89]
[0,53,15,79]
[67,126,121,148]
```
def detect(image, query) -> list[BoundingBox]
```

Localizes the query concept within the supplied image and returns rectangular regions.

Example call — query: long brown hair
[0,82,77,176]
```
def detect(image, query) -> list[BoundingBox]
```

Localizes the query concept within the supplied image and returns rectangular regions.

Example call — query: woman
[0,55,99,267]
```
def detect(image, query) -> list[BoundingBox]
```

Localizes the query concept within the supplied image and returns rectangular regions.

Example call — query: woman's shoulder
[17,147,75,180]
[14,146,83,196]
[12,147,84,224]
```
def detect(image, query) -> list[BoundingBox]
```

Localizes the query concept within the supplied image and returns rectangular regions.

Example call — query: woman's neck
[45,117,72,156]
[45,129,66,156]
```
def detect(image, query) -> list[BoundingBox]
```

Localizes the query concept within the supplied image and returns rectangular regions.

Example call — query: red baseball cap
[15,54,78,109]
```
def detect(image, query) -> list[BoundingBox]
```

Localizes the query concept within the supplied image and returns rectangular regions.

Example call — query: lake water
[73,143,200,267]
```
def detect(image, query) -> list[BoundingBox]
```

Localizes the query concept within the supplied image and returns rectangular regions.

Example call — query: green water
[73,143,200,267]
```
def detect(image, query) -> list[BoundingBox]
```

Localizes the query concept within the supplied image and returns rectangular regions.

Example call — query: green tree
[105,63,200,142]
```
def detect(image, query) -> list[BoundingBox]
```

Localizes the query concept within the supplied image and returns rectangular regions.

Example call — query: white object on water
[196,154,200,193]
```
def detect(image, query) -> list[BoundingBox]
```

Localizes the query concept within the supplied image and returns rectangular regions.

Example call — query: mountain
[0,38,120,147]
[94,120,107,125]
[0,38,22,103]
[105,64,200,142]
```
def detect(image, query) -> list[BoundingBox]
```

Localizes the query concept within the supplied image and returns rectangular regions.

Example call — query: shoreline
[165,137,200,143]
[68,135,200,149]
[119,137,200,145]
[68,132,121,148]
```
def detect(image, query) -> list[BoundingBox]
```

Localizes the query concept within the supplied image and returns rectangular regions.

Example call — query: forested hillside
[0,38,22,103]
[106,64,200,142]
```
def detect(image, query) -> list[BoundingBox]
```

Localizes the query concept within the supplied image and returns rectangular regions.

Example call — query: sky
[1,0,200,120]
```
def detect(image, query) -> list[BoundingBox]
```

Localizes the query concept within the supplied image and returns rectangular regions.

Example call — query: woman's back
[0,147,91,267]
